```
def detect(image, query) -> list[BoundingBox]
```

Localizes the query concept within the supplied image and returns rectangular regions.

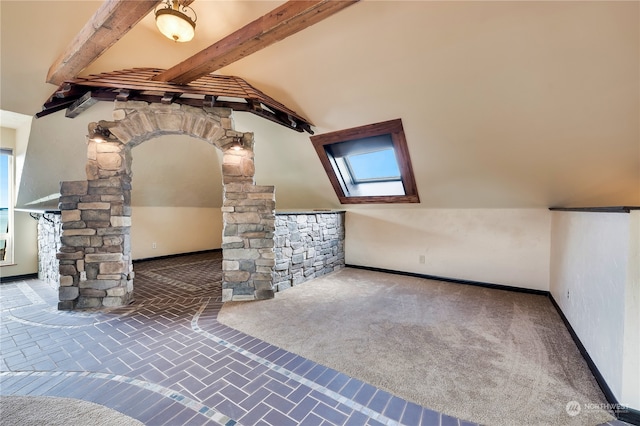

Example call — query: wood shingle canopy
[38,68,314,134]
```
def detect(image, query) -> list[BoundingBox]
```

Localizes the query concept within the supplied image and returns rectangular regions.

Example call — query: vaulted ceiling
[1,0,638,210]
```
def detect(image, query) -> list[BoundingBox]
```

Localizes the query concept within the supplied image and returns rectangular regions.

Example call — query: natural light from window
[346,148,401,183]
[311,119,419,204]
[0,149,13,264]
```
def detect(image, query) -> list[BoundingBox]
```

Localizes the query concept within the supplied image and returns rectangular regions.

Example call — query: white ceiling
[1,0,638,209]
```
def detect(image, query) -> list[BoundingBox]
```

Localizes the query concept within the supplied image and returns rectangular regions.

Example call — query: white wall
[131,207,222,260]
[550,210,639,410]
[0,211,38,278]
[623,211,640,409]
[16,105,108,209]
[345,208,551,291]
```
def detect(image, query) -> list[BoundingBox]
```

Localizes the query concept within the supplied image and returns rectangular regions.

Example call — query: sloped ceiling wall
[226,1,640,208]
[2,1,638,210]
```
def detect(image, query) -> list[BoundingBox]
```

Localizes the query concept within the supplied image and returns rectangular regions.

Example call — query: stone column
[221,136,276,301]
[57,137,133,310]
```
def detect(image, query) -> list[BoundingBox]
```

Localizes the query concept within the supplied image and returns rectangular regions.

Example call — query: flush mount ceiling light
[155,0,197,42]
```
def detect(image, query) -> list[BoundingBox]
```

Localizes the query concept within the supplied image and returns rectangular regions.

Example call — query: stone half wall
[273,211,345,292]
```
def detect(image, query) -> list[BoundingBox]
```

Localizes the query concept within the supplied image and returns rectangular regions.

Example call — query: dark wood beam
[161,92,181,104]
[153,0,359,84]
[248,99,263,112]
[116,89,131,101]
[55,83,73,98]
[36,99,78,118]
[203,95,217,108]
[46,0,162,85]
[50,84,88,102]
[65,92,99,118]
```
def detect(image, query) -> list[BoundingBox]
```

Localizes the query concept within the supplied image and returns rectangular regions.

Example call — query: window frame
[310,119,420,204]
[0,148,14,266]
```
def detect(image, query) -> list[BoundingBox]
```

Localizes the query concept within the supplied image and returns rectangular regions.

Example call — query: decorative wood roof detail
[39,68,314,134]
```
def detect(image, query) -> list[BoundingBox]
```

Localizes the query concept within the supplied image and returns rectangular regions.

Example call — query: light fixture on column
[229,137,244,151]
[155,0,197,43]
[89,124,112,143]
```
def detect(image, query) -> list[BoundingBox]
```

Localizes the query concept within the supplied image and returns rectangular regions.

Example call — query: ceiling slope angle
[38,68,314,134]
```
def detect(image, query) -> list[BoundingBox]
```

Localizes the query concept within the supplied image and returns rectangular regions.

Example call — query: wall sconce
[155,0,197,42]
[89,125,112,143]
[229,137,244,151]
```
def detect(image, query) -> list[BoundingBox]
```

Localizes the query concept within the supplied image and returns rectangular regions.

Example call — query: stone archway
[56,101,275,310]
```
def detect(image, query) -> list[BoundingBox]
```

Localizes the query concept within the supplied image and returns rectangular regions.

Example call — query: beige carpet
[218,268,614,426]
[0,396,143,426]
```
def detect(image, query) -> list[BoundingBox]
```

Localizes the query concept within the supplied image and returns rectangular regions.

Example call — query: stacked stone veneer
[56,101,275,310]
[221,183,276,302]
[273,212,345,292]
[57,177,133,310]
[38,212,62,288]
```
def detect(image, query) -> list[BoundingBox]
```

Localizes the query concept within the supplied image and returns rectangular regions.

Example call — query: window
[311,119,419,204]
[0,148,13,264]
[345,147,400,183]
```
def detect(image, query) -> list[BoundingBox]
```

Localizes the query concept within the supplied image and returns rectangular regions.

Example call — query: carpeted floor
[0,396,143,426]
[218,267,614,426]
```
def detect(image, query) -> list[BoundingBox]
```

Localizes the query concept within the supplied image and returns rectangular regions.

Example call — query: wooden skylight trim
[310,119,420,204]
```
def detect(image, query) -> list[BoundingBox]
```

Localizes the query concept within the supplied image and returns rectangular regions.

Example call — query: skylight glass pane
[347,148,400,181]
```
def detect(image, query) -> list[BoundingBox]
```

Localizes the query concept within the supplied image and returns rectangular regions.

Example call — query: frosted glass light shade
[155,8,195,42]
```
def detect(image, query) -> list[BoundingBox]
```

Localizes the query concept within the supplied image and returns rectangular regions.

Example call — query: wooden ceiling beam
[153,0,360,85]
[46,0,163,86]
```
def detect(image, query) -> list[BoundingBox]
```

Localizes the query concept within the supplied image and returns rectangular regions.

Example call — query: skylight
[345,148,401,183]
[311,119,419,204]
